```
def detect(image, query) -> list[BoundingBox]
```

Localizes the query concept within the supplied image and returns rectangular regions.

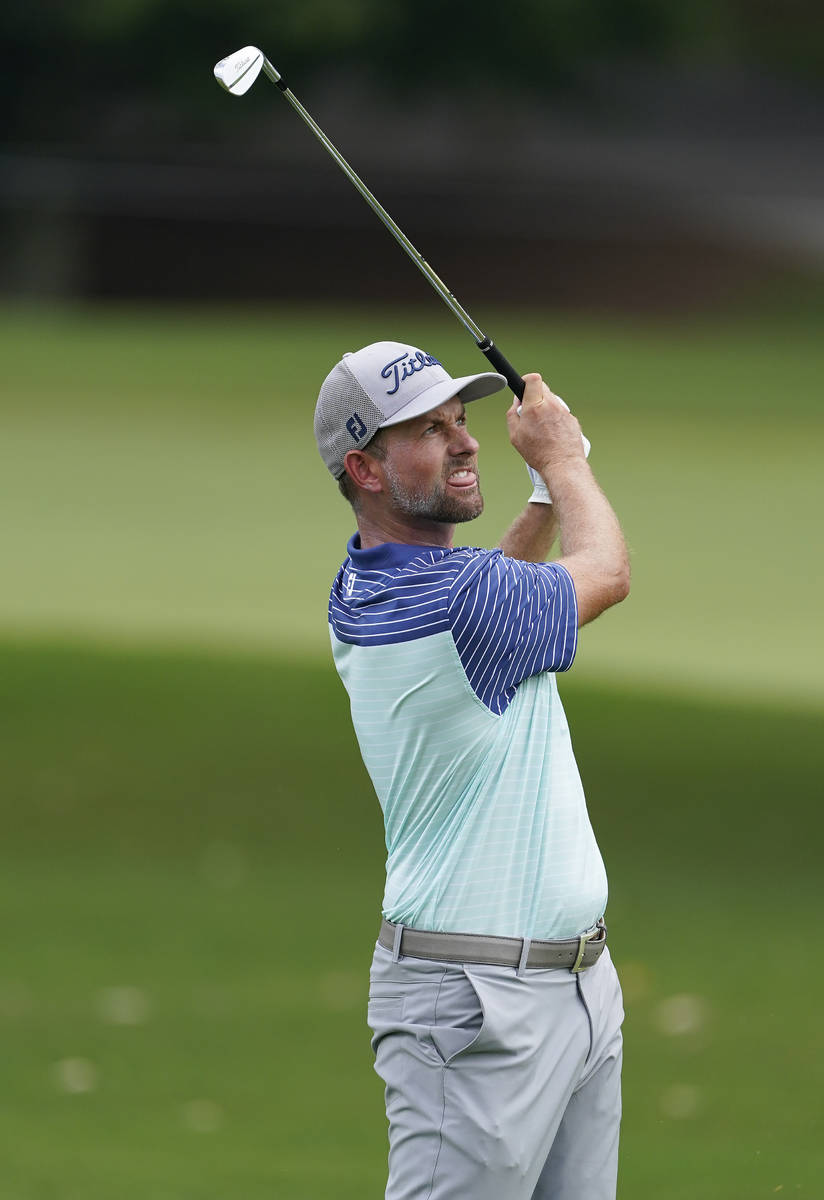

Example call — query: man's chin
[434,484,484,524]
[451,495,484,523]
[387,479,483,524]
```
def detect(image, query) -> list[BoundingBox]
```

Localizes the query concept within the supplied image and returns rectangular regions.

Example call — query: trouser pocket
[420,969,484,1065]
[368,951,485,1066]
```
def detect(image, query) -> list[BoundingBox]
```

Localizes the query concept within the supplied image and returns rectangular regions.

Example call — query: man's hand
[506,374,586,482]
[503,372,630,627]
[517,389,592,504]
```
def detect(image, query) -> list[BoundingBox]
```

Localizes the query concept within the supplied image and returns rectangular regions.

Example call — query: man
[314,341,630,1200]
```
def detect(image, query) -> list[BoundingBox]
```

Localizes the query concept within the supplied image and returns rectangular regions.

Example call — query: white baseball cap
[314,341,507,478]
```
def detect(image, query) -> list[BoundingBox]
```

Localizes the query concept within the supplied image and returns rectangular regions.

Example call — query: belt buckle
[571,924,601,973]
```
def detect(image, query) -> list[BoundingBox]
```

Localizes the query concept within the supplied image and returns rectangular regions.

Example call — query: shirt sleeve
[446,550,578,715]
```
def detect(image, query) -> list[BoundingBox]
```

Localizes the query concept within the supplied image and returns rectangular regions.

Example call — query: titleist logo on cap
[380,350,442,396]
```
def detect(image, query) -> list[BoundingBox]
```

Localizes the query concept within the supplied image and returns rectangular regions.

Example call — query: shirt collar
[346,532,449,571]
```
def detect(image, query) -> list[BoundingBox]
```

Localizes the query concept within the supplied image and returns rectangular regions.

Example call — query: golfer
[315,341,630,1200]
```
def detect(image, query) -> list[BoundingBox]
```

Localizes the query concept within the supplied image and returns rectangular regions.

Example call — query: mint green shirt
[329,536,608,940]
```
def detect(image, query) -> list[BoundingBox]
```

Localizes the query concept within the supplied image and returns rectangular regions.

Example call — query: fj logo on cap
[381,350,441,396]
[345,413,368,442]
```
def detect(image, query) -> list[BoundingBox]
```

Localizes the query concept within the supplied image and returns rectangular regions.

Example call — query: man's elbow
[559,549,631,626]
[580,558,630,626]
[611,558,631,605]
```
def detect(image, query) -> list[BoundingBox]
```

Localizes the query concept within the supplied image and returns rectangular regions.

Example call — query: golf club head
[214,46,264,95]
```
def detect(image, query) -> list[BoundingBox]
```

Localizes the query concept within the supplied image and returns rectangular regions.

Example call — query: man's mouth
[446,467,477,489]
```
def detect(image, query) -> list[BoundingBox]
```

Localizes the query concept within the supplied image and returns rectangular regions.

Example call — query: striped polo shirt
[329,534,608,940]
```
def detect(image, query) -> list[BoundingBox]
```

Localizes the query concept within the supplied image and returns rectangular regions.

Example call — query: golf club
[213,45,527,399]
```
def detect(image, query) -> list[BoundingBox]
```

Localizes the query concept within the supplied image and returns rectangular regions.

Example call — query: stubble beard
[383,461,484,525]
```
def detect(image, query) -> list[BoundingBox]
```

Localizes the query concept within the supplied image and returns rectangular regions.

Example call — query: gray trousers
[367,940,623,1200]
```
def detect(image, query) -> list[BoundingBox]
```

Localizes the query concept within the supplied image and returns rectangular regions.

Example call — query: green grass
[1,302,822,1195]
[1,640,823,1199]
[1,302,822,709]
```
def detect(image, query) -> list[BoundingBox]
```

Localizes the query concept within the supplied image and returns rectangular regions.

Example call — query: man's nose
[449,425,479,455]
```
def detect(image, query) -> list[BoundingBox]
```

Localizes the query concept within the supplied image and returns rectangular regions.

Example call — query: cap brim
[378,371,507,430]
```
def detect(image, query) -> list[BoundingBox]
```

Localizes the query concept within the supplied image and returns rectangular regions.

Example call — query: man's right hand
[505,374,587,485]
[504,372,630,628]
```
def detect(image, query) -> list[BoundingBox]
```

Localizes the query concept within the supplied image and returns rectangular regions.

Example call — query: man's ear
[342,449,384,495]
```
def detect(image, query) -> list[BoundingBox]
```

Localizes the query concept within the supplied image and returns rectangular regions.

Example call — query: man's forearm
[548,459,630,624]
[502,372,629,626]
[498,503,560,562]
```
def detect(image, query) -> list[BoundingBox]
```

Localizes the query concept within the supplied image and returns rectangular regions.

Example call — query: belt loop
[391,922,404,963]
[516,937,532,977]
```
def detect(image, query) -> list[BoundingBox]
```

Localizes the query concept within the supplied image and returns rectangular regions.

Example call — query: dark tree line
[3,0,822,146]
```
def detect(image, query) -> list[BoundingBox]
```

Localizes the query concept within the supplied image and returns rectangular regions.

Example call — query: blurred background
[1,2,823,1197]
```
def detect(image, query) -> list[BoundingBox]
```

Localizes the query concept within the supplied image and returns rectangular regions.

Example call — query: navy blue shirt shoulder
[329,534,578,716]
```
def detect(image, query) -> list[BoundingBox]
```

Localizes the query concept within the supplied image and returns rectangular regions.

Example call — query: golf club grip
[478,340,525,400]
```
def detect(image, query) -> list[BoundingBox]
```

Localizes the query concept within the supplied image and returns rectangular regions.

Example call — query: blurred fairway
[1,303,823,1198]
[1,642,822,1199]
[2,302,823,709]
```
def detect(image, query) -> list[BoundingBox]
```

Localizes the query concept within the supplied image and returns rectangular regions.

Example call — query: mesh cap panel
[314,360,387,479]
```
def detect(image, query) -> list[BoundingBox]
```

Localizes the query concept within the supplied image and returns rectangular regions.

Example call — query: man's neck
[356,509,456,550]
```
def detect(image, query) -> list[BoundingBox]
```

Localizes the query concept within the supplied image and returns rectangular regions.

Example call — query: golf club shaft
[260,56,526,399]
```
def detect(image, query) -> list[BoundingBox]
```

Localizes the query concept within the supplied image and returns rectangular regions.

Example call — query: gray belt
[379,918,607,973]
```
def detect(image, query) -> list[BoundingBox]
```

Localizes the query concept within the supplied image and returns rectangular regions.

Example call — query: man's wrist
[524,433,592,504]
[535,455,590,488]
[526,463,552,504]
